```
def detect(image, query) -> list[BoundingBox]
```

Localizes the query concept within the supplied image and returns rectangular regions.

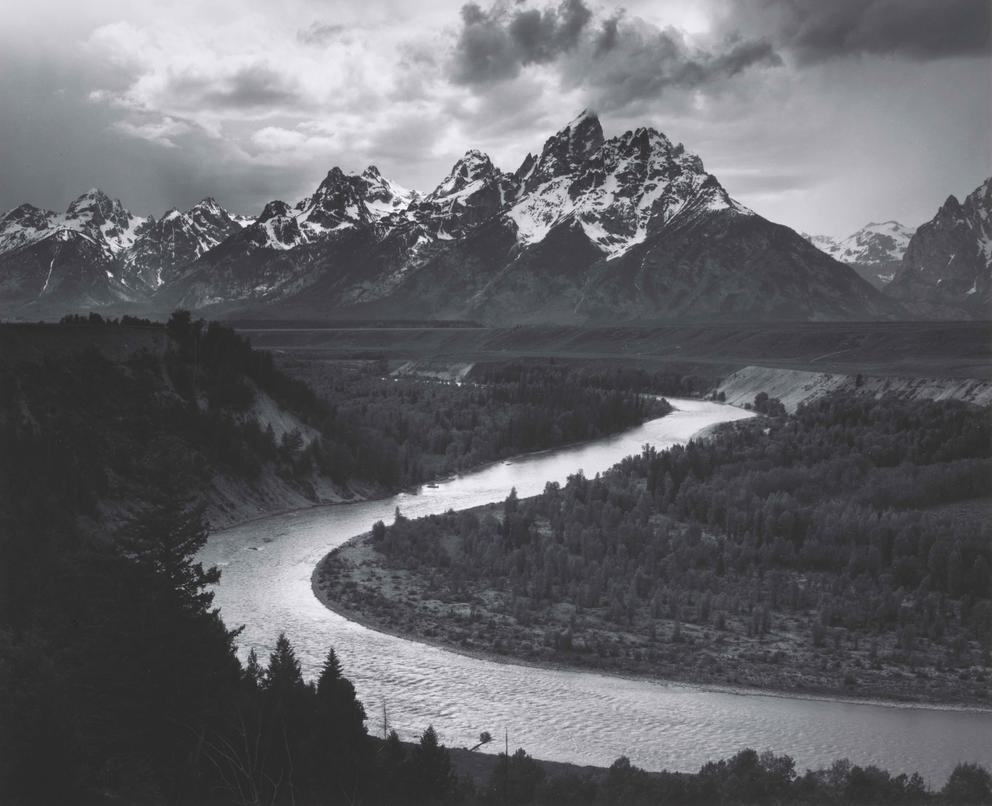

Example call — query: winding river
[200,399,991,784]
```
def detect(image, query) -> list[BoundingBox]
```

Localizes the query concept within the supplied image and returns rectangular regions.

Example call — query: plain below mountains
[0,112,986,323]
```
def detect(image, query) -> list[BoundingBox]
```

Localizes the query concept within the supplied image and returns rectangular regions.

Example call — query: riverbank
[312,507,991,710]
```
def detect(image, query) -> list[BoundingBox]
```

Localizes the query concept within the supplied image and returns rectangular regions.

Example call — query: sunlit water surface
[201,399,991,784]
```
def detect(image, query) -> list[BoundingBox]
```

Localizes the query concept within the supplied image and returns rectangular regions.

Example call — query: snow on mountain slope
[804,222,915,267]
[0,190,150,260]
[831,221,914,265]
[803,221,915,289]
[0,204,61,255]
[507,112,748,257]
[412,150,518,238]
[121,197,246,291]
[0,111,905,323]
[801,233,839,254]
[357,165,419,221]
[64,189,150,255]
[0,190,252,309]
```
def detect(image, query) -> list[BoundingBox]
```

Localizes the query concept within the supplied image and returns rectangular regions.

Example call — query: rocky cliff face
[886,178,991,318]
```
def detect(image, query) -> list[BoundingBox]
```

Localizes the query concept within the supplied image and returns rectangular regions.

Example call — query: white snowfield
[803,221,916,266]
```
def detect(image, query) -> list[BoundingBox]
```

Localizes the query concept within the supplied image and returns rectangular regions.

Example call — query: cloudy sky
[1,0,989,237]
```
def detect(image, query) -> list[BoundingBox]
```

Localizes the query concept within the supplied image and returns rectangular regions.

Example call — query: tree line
[277,354,671,490]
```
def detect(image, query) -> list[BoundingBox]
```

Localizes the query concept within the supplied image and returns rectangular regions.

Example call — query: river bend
[200,399,991,783]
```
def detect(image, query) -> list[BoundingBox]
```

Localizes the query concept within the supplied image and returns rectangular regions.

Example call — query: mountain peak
[939,194,962,215]
[427,150,501,201]
[66,188,114,217]
[318,167,351,188]
[456,149,494,172]
[569,108,599,124]
[555,110,604,162]
[260,200,291,221]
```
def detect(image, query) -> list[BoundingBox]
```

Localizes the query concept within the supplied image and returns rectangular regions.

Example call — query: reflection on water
[200,399,991,783]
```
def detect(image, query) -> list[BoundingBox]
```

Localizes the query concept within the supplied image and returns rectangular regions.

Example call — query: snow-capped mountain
[415,150,518,237]
[0,189,148,259]
[886,177,991,318]
[832,221,914,266]
[121,198,247,292]
[803,221,915,289]
[358,166,420,222]
[0,112,903,322]
[0,191,248,309]
[0,190,150,307]
[802,233,840,254]
[508,111,747,259]
[338,111,896,322]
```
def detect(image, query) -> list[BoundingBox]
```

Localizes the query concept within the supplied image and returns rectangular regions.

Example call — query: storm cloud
[727,0,991,63]
[452,1,782,107]
[452,0,594,84]
[564,17,781,111]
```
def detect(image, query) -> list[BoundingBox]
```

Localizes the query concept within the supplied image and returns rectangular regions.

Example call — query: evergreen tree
[266,632,303,692]
[316,646,366,735]
[119,497,219,614]
[408,725,458,805]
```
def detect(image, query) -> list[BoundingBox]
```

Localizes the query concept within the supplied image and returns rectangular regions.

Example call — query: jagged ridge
[1,112,911,323]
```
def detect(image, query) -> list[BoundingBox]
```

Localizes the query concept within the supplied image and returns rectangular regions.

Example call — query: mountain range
[0,112,987,323]
[802,222,915,289]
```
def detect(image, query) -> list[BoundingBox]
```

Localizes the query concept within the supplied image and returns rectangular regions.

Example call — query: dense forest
[276,356,670,487]
[468,748,992,805]
[466,360,713,398]
[326,393,991,704]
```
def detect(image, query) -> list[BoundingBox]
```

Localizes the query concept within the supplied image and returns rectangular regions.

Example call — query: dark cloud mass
[565,22,781,111]
[452,0,594,84]
[452,0,782,108]
[737,0,991,63]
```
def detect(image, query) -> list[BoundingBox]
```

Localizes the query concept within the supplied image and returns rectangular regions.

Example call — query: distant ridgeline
[337,393,992,705]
